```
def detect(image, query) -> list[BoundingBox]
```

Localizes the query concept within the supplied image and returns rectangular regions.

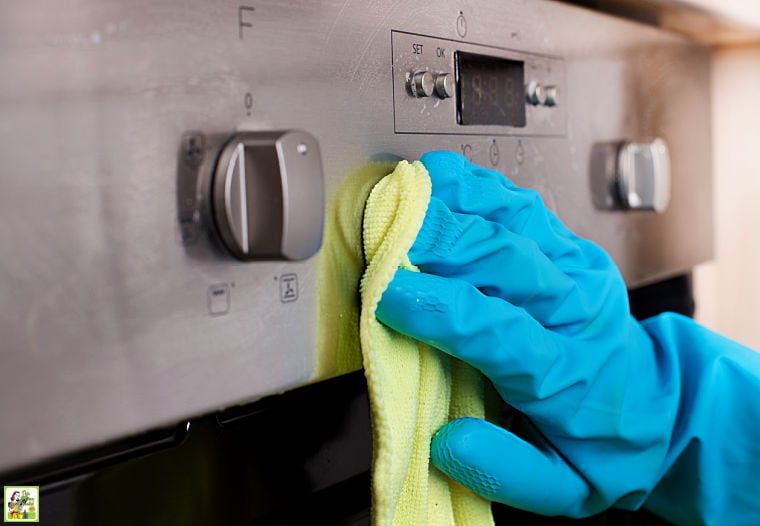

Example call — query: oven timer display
[455,51,526,127]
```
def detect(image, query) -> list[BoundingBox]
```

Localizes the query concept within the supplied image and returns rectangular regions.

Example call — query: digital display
[456,51,526,127]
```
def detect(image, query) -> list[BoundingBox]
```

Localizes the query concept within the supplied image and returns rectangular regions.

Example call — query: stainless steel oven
[0,0,711,523]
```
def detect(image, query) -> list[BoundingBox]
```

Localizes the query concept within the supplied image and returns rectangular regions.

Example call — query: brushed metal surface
[0,0,712,472]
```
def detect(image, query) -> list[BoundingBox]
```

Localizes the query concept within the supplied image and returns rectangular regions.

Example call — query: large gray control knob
[592,138,671,213]
[211,131,324,260]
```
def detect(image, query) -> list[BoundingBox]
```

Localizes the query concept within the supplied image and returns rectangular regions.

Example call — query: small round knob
[526,81,545,106]
[544,85,559,106]
[410,71,435,97]
[434,73,455,98]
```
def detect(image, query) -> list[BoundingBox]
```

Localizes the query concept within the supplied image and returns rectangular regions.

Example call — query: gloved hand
[376,151,760,524]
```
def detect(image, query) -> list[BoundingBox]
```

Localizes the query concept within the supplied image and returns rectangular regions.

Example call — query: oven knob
[410,71,435,97]
[614,139,671,212]
[591,138,671,213]
[211,130,324,260]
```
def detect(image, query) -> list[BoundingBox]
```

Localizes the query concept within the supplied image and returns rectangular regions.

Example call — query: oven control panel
[392,31,566,136]
[0,0,712,476]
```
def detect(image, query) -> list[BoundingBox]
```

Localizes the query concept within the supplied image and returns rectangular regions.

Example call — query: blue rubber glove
[376,151,760,524]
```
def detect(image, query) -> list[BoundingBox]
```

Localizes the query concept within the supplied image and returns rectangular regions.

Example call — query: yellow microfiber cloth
[315,161,396,380]
[360,160,494,526]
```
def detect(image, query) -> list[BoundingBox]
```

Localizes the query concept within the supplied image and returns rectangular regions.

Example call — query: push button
[434,73,454,99]
[526,81,546,106]
[544,85,559,106]
[410,71,435,97]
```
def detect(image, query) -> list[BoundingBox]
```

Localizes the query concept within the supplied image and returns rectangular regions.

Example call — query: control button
[526,81,545,106]
[434,73,454,99]
[211,131,325,261]
[591,138,671,213]
[544,85,559,106]
[410,71,435,97]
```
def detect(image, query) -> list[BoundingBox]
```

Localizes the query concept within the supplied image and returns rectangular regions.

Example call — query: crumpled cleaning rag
[360,160,494,526]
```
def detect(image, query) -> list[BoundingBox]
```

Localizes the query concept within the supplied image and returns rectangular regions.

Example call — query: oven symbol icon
[279,273,298,303]
[207,283,231,316]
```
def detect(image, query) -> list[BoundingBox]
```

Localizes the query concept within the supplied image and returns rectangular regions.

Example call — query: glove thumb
[431,417,592,517]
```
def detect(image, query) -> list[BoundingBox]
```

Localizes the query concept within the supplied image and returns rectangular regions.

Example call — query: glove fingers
[420,151,605,271]
[376,269,564,394]
[432,417,591,517]
[410,197,585,328]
